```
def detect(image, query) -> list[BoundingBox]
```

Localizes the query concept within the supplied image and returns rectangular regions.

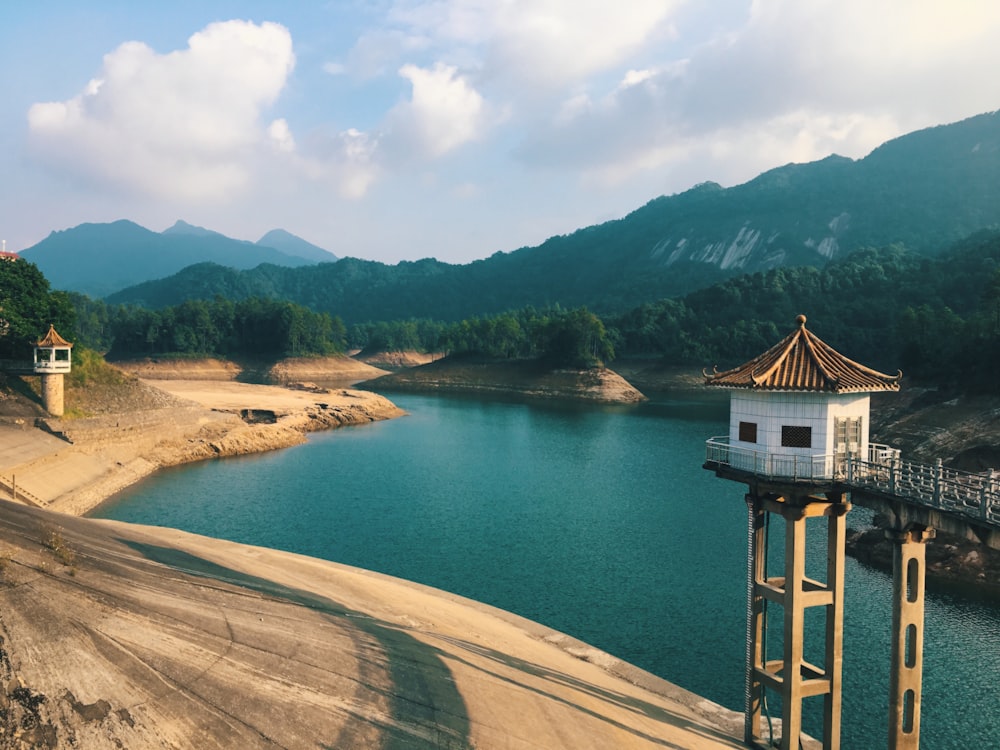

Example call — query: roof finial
[795,314,807,327]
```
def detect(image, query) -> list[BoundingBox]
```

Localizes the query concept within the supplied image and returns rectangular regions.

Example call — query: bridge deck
[705,438,1000,532]
[846,458,1000,528]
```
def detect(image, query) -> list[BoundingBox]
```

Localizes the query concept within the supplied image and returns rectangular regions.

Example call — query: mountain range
[22,109,1000,321]
[22,220,337,297]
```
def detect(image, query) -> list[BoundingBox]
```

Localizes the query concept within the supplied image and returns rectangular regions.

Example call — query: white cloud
[483,0,681,87]
[620,69,656,89]
[27,20,295,201]
[381,0,680,88]
[336,128,380,198]
[385,62,487,159]
[268,118,296,153]
[516,0,1000,189]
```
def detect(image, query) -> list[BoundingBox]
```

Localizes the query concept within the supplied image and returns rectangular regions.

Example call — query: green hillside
[106,110,1000,321]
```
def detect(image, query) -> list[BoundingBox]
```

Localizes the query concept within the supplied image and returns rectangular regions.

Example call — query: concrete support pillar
[744,493,850,750]
[886,525,934,750]
[780,504,807,749]
[822,494,848,750]
[40,373,65,416]
[744,493,766,745]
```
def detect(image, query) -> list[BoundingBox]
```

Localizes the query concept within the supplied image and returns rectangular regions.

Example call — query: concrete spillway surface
[0,500,745,749]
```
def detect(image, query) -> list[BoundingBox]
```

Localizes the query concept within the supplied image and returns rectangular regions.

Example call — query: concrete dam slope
[0,500,745,749]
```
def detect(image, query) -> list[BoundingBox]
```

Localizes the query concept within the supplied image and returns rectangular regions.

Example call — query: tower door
[834,416,862,472]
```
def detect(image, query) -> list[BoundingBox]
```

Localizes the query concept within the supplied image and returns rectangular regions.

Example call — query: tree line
[7,227,1000,392]
[73,296,615,367]
[75,296,348,359]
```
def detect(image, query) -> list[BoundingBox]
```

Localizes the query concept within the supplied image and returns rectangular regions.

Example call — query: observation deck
[705,437,1000,539]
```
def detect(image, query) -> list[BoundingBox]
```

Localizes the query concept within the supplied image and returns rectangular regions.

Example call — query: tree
[0,259,74,359]
[537,308,614,367]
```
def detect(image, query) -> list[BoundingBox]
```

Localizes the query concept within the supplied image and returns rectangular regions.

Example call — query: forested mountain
[613,230,1000,379]
[20,220,326,298]
[75,229,1000,393]
[104,110,1000,320]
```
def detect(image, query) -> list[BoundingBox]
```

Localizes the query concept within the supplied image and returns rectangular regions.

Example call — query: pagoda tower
[704,315,902,750]
[33,325,73,416]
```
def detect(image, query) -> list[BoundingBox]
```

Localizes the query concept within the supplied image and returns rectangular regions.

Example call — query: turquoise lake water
[93,392,1000,748]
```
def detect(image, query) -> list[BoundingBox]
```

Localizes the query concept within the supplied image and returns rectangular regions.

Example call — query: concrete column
[40,373,65,416]
[744,493,766,745]
[781,506,807,750]
[886,525,934,750]
[823,495,849,750]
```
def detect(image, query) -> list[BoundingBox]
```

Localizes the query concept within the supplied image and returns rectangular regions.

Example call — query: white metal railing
[704,436,839,481]
[33,359,71,372]
[705,437,1000,528]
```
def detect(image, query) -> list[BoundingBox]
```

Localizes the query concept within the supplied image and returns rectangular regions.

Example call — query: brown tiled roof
[704,315,900,393]
[36,325,73,348]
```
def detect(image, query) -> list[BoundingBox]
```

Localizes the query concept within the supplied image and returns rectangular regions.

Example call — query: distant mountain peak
[256,228,337,263]
[21,219,313,297]
[162,220,222,238]
[258,228,297,242]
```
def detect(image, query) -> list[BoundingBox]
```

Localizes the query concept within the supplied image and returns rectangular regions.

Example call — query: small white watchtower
[34,324,73,416]
[705,314,901,482]
[703,315,903,750]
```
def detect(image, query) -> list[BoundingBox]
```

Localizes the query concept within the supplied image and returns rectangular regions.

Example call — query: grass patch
[43,526,77,572]
[60,406,93,419]
[67,348,128,387]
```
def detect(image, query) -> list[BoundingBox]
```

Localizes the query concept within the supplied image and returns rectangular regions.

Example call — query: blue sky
[3,1,1000,264]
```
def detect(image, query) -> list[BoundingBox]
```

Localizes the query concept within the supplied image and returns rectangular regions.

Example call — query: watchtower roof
[704,315,900,393]
[36,325,73,348]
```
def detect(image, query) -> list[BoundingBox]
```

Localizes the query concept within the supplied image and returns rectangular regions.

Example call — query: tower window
[739,421,758,443]
[781,425,812,448]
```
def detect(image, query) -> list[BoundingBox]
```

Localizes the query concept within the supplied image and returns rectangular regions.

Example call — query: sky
[3,1,1000,265]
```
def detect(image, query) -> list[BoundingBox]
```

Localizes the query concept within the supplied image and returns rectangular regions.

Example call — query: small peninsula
[361,356,647,403]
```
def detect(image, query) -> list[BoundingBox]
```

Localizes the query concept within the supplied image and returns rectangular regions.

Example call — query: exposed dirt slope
[111,355,389,385]
[355,350,441,370]
[362,357,647,403]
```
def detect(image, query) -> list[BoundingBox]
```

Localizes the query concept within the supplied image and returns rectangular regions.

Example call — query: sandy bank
[364,357,647,403]
[0,500,746,749]
[0,379,404,516]
[112,354,390,384]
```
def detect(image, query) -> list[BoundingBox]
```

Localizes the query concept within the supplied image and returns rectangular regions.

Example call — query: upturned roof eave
[36,324,73,348]
[705,381,900,394]
[702,315,901,394]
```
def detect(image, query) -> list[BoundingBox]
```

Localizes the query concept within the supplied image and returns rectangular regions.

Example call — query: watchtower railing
[705,437,1000,527]
[33,358,71,373]
[704,436,839,481]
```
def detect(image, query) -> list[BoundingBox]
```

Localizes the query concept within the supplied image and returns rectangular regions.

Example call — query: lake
[93,392,1000,748]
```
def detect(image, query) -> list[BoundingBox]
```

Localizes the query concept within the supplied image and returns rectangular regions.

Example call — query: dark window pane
[739,421,757,443]
[781,425,812,448]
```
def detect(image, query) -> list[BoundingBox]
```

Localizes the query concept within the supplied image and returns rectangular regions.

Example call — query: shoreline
[0,499,748,748]
[0,378,405,517]
[362,357,648,403]
[0,371,751,748]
